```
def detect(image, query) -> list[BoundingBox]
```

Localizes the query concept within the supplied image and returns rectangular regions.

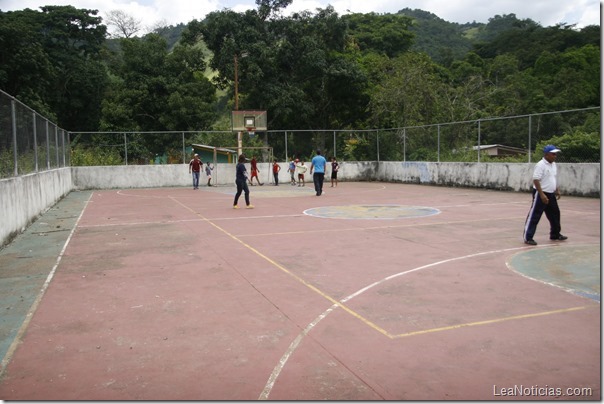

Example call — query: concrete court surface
[0,182,600,400]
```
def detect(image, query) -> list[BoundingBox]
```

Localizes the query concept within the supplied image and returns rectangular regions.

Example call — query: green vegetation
[0,3,599,164]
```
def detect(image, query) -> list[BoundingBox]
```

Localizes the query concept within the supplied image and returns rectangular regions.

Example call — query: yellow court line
[169,197,600,342]
[168,197,392,338]
[391,305,596,339]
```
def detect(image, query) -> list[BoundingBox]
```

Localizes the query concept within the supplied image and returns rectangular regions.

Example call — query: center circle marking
[303,204,441,220]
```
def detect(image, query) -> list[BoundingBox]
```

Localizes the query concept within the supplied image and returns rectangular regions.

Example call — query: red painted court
[0,182,600,400]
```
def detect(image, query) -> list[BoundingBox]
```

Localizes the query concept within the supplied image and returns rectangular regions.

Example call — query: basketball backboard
[231,110,267,132]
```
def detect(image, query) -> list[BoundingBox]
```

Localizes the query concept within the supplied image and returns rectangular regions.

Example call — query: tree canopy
[0,5,599,162]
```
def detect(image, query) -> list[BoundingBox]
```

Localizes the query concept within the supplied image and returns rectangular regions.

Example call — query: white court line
[258,245,550,400]
[0,193,93,377]
[243,215,523,237]
[77,214,306,228]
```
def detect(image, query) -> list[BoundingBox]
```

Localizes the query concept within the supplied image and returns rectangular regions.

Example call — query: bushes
[70,145,124,166]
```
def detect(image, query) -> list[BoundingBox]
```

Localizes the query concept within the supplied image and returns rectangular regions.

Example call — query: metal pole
[67,132,71,167]
[477,120,481,163]
[54,125,59,167]
[528,115,532,163]
[404,128,407,162]
[234,54,242,158]
[284,131,288,161]
[437,125,441,163]
[124,133,128,165]
[333,130,336,158]
[376,130,380,162]
[45,120,50,170]
[234,54,239,111]
[182,132,186,164]
[213,148,217,186]
[61,130,66,167]
[33,112,38,172]
[11,100,18,176]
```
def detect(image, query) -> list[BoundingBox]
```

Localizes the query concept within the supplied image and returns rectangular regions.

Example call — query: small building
[473,144,527,157]
[191,144,237,164]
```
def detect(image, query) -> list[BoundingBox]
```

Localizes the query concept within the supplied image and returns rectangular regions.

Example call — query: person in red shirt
[188,154,203,189]
[272,159,281,186]
[249,156,263,186]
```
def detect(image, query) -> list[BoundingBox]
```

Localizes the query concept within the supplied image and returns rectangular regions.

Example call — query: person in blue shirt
[233,154,254,209]
[288,158,297,185]
[310,149,327,196]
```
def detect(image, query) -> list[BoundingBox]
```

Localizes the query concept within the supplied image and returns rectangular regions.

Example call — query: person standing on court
[188,153,203,190]
[288,158,297,185]
[523,144,567,245]
[310,149,327,196]
[205,161,213,186]
[233,154,254,209]
[330,156,339,187]
[272,159,281,186]
[249,155,263,186]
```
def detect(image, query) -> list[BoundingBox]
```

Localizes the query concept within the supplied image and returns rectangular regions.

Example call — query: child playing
[288,158,297,185]
[296,159,308,187]
[205,161,213,186]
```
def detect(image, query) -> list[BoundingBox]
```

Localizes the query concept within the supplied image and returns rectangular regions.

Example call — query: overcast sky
[1,0,600,34]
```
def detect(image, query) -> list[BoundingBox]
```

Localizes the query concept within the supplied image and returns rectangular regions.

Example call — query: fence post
[33,112,38,172]
[284,131,288,161]
[61,130,66,167]
[528,115,532,163]
[477,120,481,163]
[67,132,71,167]
[45,120,50,170]
[376,130,380,162]
[333,131,336,159]
[11,99,18,176]
[403,128,406,162]
[124,133,128,165]
[54,125,59,168]
[437,125,441,163]
[182,132,186,164]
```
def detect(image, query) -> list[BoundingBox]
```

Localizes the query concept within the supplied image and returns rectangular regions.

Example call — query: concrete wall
[377,162,600,196]
[0,168,72,247]
[2,161,599,247]
[71,161,600,196]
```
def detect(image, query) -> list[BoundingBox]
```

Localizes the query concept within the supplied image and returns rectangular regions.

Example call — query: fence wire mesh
[1,88,599,179]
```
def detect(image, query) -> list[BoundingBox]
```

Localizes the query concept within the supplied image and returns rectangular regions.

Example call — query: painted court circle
[303,204,441,219]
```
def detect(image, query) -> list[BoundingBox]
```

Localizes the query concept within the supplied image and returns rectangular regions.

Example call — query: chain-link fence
[0,90,69,179]
[1,87,600,179]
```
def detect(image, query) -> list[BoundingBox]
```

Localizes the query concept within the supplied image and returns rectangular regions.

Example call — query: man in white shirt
[523,145,568,245]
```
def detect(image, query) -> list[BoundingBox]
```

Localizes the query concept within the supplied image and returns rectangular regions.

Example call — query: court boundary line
[0,192,93,378]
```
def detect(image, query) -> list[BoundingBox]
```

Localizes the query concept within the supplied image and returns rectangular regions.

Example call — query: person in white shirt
[523,145,568,245]
[296,159,308,187]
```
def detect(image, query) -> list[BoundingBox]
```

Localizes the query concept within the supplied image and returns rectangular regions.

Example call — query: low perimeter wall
[1,162,599,247]
[0,168,72,247]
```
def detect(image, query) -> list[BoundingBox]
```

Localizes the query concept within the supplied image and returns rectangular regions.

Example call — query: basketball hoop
[246,127,256,138]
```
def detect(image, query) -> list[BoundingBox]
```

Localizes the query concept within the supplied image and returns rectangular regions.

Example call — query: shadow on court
[0,183,600,400]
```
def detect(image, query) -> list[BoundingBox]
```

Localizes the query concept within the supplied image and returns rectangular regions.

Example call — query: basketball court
[0,182,600,400]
